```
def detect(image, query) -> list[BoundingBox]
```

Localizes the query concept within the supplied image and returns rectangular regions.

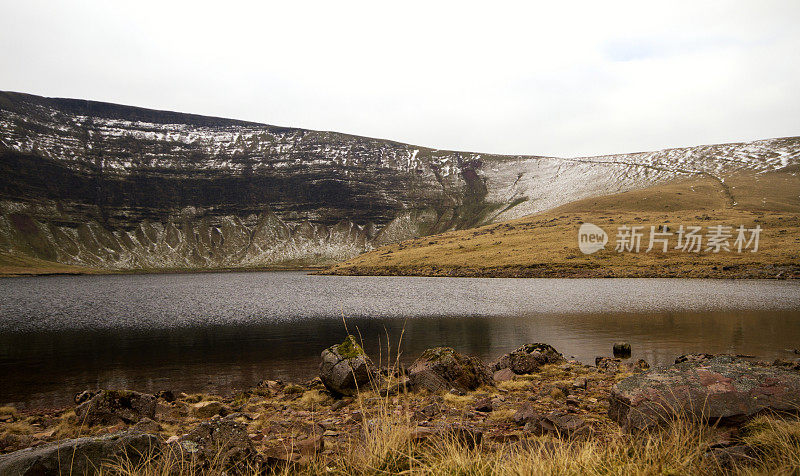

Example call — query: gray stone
[0,430,159,476]
[319,335,380,397]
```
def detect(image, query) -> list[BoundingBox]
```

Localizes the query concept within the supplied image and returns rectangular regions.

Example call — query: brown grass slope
[322,168,800,278]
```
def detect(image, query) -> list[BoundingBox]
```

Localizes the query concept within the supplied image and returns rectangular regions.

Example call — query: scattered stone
[133,417,163,433]
[513,403,542,426]
[674,353,716,364]
[297,433,324,456]
[408,347,493,393]
[420,403,440,418]
[330,397,353,411]
[474,398,493,412]
[772,358,800,371]
[705,444,757,469]
[191,401,227,419]
[493,368,515,382]
[566,396,579,407]
[0,430,159,475]
[169,416,261,472]
[631,359,650,372]
[156,390,176,402]
[528,412,588,438]
[610,355,800,431]
[492,343,565,374]
[319,335,380,397]
[514,404,587,438]
[572,377,588,389]
[613,342,631,358]
[595,357,649,373]
[75,390,157,426]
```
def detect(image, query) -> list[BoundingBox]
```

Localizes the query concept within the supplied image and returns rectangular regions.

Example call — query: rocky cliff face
[1,91,798,269]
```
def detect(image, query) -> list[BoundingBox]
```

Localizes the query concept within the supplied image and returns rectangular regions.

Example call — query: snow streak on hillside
[0,91,798,269]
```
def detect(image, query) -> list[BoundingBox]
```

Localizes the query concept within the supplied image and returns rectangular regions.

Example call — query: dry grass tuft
[442,393,475,408]
[497,380,533,392]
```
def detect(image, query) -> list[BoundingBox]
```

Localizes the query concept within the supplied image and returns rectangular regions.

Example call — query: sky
[1,1,799,157]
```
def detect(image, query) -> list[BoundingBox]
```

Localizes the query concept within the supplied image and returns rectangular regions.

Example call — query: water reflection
[0,272,799,409]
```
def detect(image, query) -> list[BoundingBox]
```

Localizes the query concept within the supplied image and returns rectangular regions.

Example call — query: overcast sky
[1,1,798,157]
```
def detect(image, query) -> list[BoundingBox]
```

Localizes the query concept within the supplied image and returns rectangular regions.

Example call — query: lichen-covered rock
[75,390,157,426]
[610,355,800,431]
[319,335,379,396]
[492,343,565,374]
[169,416,261,473]
[0,430,159,476]
[408,347,493,393]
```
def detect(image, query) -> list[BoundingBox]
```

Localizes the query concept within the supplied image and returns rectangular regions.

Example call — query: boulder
[610,355,800,431]
[408,347,493,393]
[75,390,157,426]
[0,430,159,475]
[492,343,565,374]
[613,342,632,358]
[319,335,379,396]
[169,415,261,472]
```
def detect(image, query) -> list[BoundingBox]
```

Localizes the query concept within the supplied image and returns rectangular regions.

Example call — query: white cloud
[1,0,798,157]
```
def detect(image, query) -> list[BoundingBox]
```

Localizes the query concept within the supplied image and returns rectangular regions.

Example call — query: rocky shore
[2,340,800,475]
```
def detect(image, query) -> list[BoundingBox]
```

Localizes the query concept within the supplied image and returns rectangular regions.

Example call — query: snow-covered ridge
[0,91,798,269]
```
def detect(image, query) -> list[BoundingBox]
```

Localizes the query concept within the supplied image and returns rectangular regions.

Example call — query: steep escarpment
[1,90,798,271]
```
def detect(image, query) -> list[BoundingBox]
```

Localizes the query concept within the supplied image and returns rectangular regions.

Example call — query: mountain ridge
[1,91,798,273]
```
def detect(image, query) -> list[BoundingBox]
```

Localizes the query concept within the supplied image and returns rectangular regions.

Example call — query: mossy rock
[336,335,366,360]
[319,335,378,397]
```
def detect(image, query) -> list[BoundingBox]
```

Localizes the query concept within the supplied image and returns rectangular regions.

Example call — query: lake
[1,271,799,409]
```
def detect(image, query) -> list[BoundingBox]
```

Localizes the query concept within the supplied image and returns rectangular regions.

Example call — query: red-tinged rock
[610,355,800,431]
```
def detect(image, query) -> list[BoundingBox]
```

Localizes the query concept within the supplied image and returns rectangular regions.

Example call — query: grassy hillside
[321,169,800,278]
[0,252,102,277]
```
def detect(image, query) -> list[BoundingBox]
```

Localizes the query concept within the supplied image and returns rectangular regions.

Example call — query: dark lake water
[1,271,799,409]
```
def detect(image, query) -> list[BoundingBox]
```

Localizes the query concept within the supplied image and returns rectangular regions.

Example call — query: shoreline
[1,342,799,473]
[4,263,799,279]
[0,265,326,279]
[317,264,800,279]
